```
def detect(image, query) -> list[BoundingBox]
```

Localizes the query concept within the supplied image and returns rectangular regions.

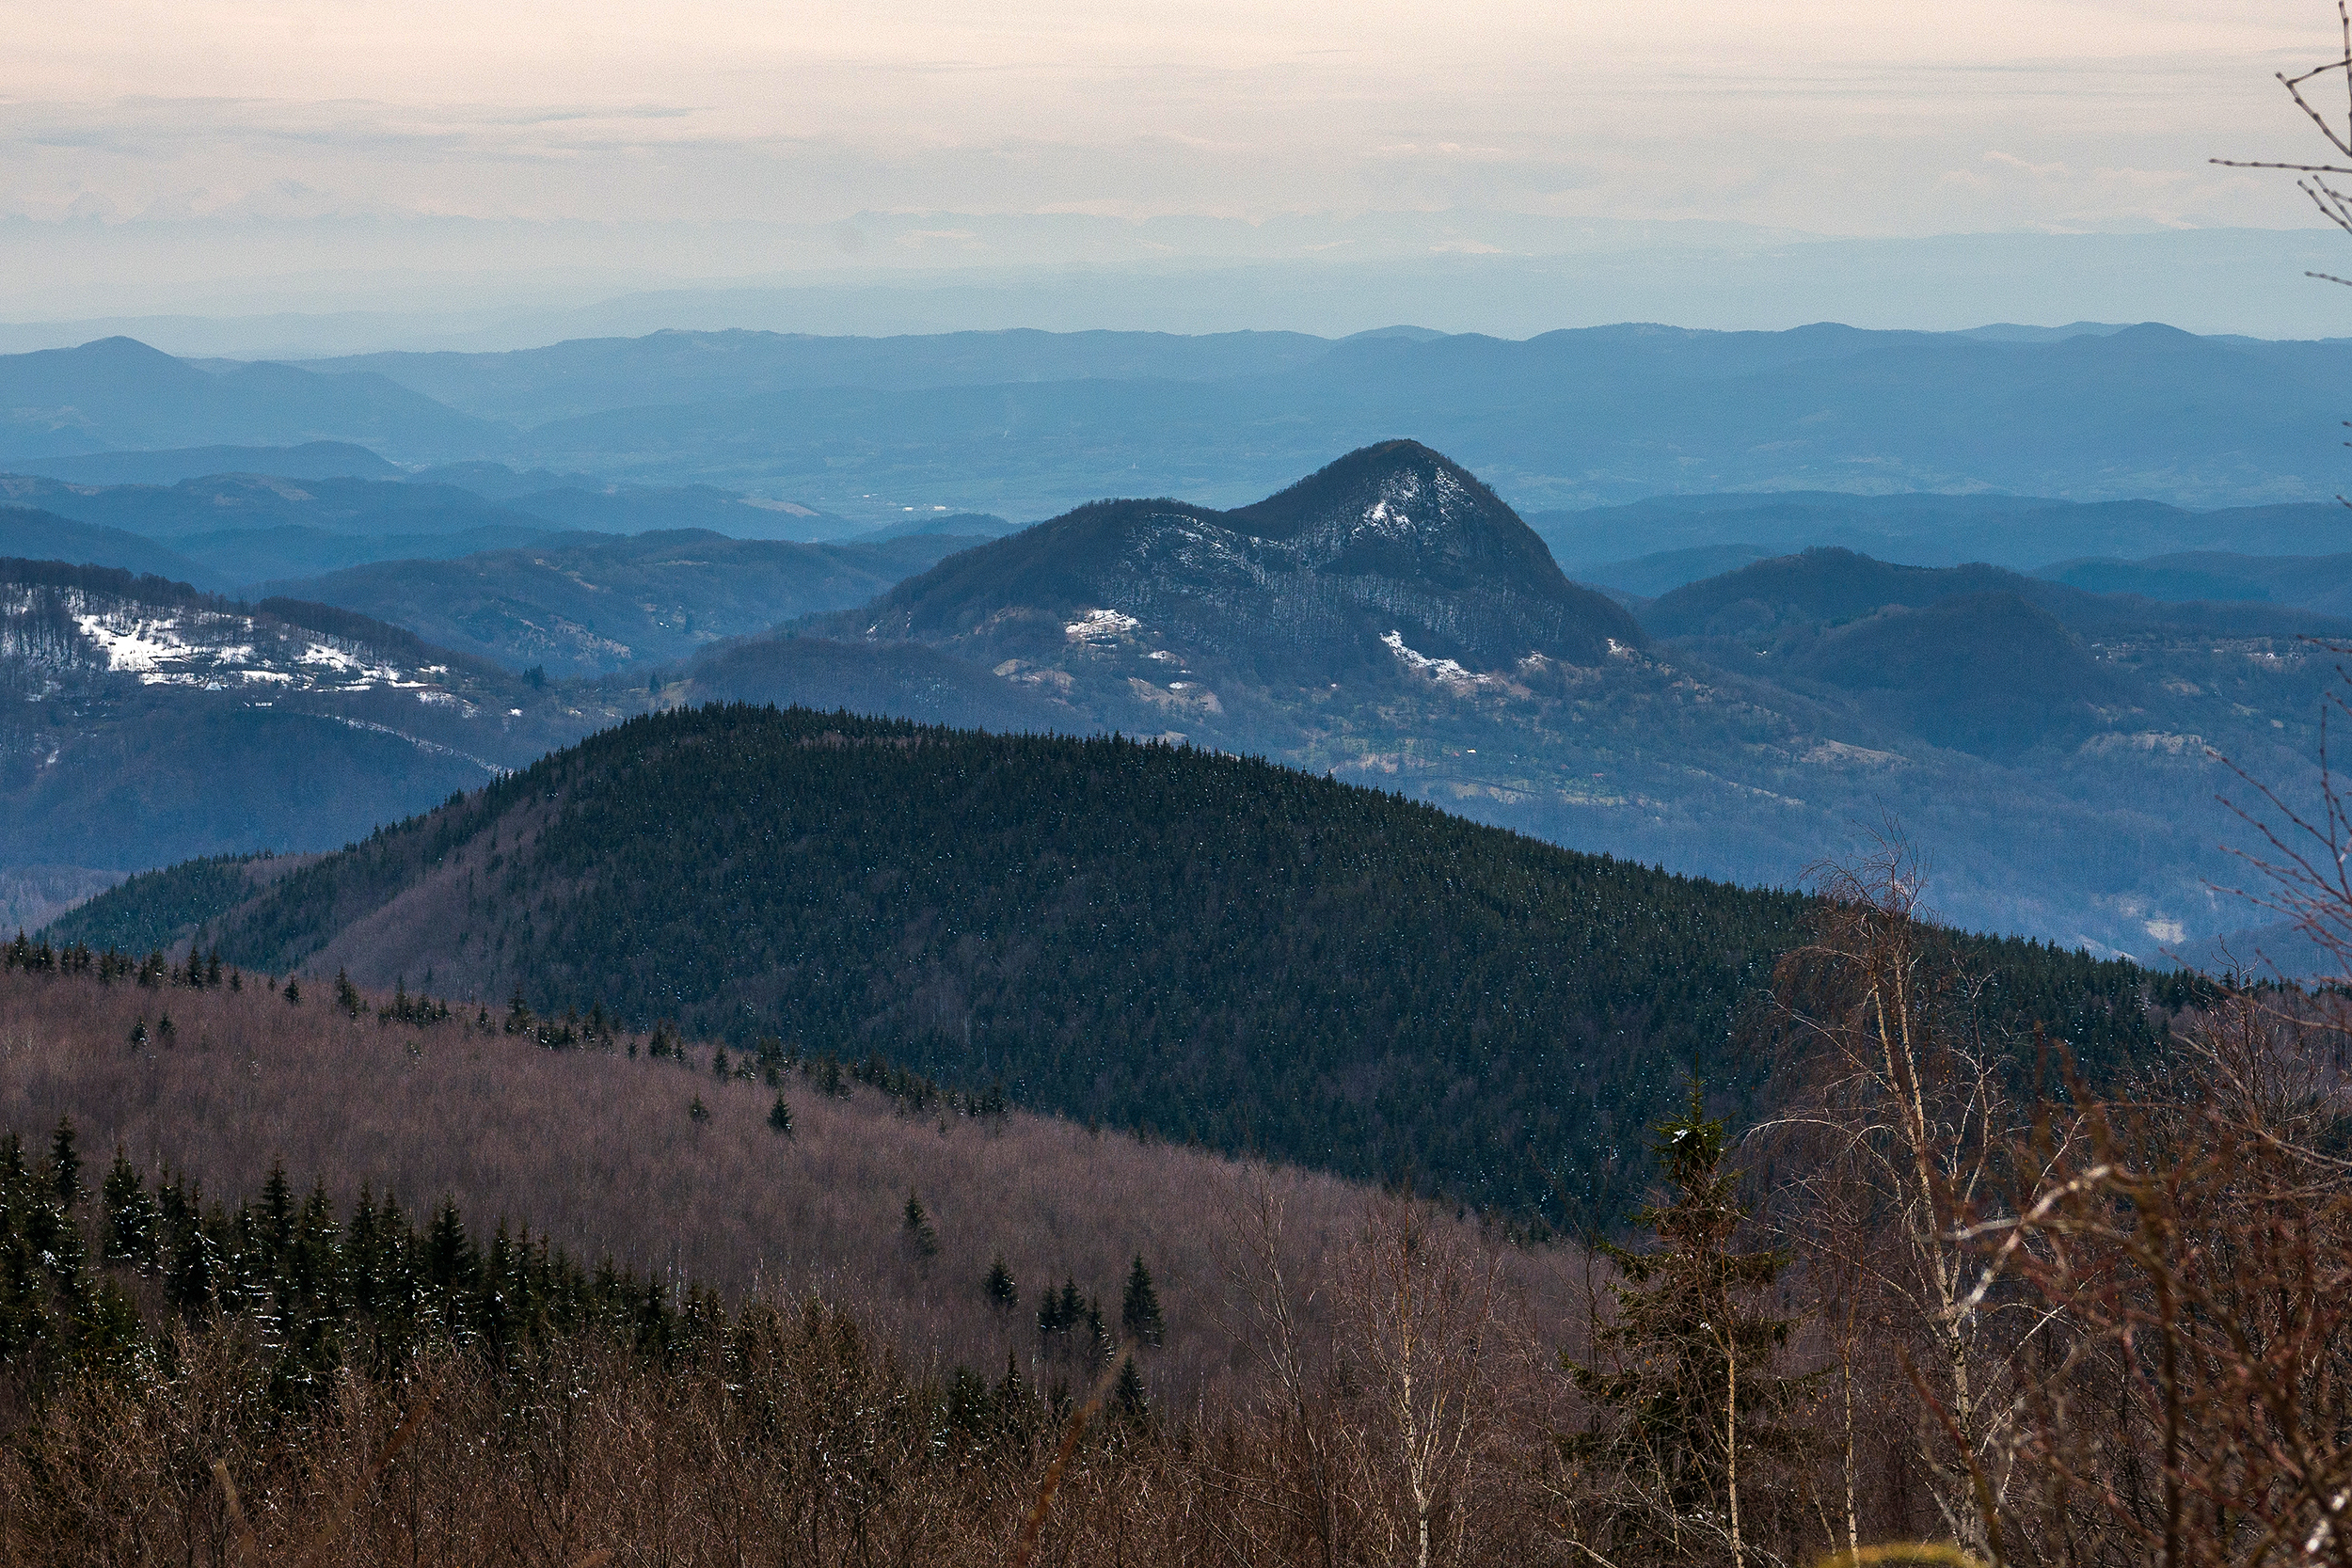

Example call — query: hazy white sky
[4,0,2342,235]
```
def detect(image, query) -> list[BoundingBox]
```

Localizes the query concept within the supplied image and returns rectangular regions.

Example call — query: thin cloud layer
[1,1,2331,230]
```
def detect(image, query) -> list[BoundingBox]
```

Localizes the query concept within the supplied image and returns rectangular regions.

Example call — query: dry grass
[0,966,1581,1407]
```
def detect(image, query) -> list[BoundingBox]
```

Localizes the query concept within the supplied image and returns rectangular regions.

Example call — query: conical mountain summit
[841,441,1641,721]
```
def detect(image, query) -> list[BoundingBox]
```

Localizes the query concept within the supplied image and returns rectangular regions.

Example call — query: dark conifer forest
[55,702,2168,1220]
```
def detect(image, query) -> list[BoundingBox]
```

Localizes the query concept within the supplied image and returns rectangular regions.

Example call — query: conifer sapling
[1111,1354,1149,1425]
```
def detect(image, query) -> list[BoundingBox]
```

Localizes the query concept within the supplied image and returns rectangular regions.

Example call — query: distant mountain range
[8,322,2352,961]
[2033,550,2352,616]
[9,324,2352,526]
[11,438,2345,958]
[0,338,500,463]
[1545,494,2352,584]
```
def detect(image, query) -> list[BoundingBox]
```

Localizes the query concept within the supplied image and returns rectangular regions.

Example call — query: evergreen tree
[985,1255,1017,1310]
[1120,1254,1165,1346]
[711,1045,731,1081]
[902,1192,939,1259]
[48,1118,81,1209]
[335,969,364,1018]
[101,1147,158,1268]
[1563,1087,1815,1564]
[689,1095,710,1125]
[1084,1295,1108,1357]
[1110,1354,1149,1426]
[282,976,301,1005]
[767,1093,794,1136]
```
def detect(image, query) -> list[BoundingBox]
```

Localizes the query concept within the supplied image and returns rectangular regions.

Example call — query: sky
[5,1,2351,336]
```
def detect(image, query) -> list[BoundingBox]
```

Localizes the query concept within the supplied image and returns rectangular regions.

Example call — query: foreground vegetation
[6,861,2346,1564]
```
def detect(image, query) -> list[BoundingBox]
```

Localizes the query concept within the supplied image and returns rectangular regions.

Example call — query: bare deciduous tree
[1762,840,2057,1559]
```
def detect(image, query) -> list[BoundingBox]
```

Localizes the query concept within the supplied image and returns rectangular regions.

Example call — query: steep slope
[274,529,987,674]
[70,702,2156,1221]
[0,559,598,873]
[835,440,1641,742]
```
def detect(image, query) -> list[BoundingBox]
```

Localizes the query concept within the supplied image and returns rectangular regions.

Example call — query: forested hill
[56,704,2161,1218]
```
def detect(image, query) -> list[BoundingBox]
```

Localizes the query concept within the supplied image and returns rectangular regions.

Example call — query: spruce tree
[283,976,301,1005]
[101,1147,157,1268]
[1120,1254,1165,1346]
[1563,1087,1814,1564]
[985,1255,1017,1309]
[1111,1354,1149,1426]
[48,1118,81,1209]
[689,1095,710,1125]
[767,1093,794,1135]
[902,1192,939,1259]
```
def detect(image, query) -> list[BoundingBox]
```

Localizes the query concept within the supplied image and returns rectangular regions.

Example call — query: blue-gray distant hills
[306,321,2352,517]
[12,317,2352,962]
[10,322,2352,523]
[0,337,503,464]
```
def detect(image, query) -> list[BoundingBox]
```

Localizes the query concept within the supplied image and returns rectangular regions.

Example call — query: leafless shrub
[1947,998,2352,1568]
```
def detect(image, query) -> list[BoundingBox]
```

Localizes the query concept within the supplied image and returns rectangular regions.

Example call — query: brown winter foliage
[0,962,1589,1408]
[8,842,2352,1564]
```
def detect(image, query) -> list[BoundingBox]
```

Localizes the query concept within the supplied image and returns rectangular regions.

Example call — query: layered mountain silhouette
[8,423,2348,961]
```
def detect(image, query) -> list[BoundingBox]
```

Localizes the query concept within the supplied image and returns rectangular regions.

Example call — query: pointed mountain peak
[1231,439,1502,542]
